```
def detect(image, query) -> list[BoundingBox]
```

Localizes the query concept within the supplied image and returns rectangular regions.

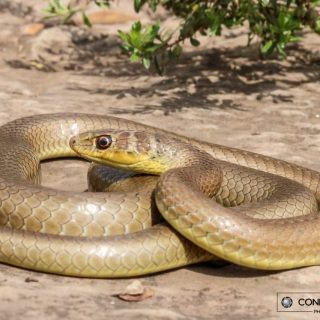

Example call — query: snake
[0,113,319,277]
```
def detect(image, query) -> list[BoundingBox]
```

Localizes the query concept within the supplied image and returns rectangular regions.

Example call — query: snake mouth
[71,142,153,172]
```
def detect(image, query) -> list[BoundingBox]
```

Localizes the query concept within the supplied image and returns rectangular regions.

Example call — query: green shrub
[45,0,320,73]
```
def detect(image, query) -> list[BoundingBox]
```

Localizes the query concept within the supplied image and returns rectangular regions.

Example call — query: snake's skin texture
[72,128,319,271]
[157,168,320,269]
[0,114,214,277]
[0,113,320,276]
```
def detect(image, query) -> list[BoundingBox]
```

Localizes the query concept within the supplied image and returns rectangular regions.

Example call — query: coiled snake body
[0,113,319,277]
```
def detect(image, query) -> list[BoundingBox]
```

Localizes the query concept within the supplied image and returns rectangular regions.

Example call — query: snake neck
[142,134,225,198]
[137,134,222,178]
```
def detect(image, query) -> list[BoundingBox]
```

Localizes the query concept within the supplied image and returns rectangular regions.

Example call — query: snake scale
[0,113,319,277]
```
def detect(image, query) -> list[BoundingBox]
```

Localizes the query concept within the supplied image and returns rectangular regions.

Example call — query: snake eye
[95,135,112,150]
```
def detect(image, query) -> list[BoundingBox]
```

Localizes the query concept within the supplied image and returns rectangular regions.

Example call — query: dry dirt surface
[0,1,320,319]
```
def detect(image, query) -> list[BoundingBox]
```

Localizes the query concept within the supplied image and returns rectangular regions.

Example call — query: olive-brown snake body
[0,113,319,276]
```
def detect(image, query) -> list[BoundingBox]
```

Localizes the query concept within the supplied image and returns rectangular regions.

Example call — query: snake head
[70,129,171,174]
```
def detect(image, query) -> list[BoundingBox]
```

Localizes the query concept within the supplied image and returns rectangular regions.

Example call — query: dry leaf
[22,23,44,36]
[124,280,144,295]
[117,280,155,302]
[73,10,137,26]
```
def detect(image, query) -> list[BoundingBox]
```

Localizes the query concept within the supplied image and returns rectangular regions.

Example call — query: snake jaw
[69,130,169,174]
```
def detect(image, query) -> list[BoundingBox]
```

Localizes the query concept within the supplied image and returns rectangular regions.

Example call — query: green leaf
[172,44,183,57]
[147,21,160,39]
[315,19,320,33]
[119,44,132,53]
[261,0,270,7]
[94,0,110,9]
[144,43,163,53]
[53,0,65,10]
[82,12,92,27]
[134,0,146,13]
[132,21,142,32]
[149,0,158,12]
[62,9,78,24]
[261,40,274,54]
[130,32,142,48]
[142,57,151,69]
[118,30,129,42]
[43,3,54,14]
[190,38,200,46]
[130,52,141,62]
[277,42,287,57]
[141,23,160,44]
[289,36,300,42]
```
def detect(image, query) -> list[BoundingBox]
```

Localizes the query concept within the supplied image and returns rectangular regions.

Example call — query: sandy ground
[0,1,320,319]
